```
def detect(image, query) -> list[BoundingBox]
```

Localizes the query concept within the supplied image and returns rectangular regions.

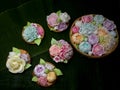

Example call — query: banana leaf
[0,0,120,90]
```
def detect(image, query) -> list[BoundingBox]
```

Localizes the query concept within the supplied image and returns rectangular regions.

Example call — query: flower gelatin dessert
[6,47,31,73]
[70,14,119,58]
[49,38,73,63]
[32,58,63,87]
[22,22,45,46]
[46,10,70,32]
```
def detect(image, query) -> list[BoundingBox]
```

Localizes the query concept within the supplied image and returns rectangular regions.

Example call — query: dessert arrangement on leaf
[70,14,119,58]
[22,22,45,46]
[6,47,31,73]
[47,10,71,32]
[32,58,63,87]
[49,38,73,63]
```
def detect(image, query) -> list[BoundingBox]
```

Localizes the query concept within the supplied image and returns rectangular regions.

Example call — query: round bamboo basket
[69,14,119,58]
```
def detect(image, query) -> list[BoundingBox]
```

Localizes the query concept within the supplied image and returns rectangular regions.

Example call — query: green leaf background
[0,0,120,90]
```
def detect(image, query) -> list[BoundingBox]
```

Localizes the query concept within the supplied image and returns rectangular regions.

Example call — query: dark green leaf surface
[0,0,120,90]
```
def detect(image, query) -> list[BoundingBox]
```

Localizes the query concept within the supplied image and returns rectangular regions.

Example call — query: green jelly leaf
[24,22,31,29]
[54,68,63,76]
[63,60,68,63]
[23,26,27,29]
[57,17,62,22]
[51,38,58,45]
[34,38,41,46]
[56,10,61,16]
[50,27,55,31]
[12,47,20,54]
[32,76,38,82]
[27,22,31,26]
[40,58,46,65]
[45,69,49,74]
[25,63,31,70]
[75,44,79,49]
